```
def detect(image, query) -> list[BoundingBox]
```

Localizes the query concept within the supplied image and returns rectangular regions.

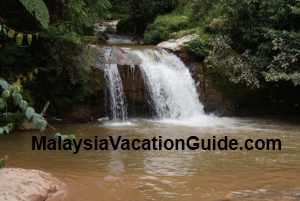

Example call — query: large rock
[0,168,66,201]
[87,45,142,68]
[118,65,152,117]
[191,62,234,115]
[94,20,141,45]
[94,20,119,35]
[157,34,198,52]
[87,45,151,117]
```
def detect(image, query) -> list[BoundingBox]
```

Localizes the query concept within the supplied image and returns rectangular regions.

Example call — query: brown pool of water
[0,117,299,201]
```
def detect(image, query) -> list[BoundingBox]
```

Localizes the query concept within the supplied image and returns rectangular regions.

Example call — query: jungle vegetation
[0,0,299,134]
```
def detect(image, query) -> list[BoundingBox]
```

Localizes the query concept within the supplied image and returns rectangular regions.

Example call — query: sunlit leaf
[7,29,15,38]
[25,107,35,119]
[0,79,9,90]
[1,90,11,99]
[0,98,6,110]
[18,0,50,29]
[16,33,24,46]
[27,34,33,45]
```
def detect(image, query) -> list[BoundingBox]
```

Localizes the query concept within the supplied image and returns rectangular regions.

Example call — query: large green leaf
[18,0,50,29]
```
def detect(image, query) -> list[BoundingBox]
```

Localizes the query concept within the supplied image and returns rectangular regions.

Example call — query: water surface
[0,118,299,201]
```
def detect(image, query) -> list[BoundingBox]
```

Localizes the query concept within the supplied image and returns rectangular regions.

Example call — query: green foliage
[29,39,102,117]
[185,37,209,60]
[186,0,300,88]
[63,0,111,34]
[45,25,82,44]
[144,14,190,44]
[0,160,4,168]
[263,70,300,86]
[206,36,260,88]
[191,0,220,22]
[0,124,14,135]
[261,30,300,85]
[0,79,47,135]
[65,0,92,33]
[117,0,177,35]
[18,0,50,29]
[0,157,6,169]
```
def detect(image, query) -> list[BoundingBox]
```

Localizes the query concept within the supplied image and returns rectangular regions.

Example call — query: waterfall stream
[131,48,204,119]
[104,49,127,120]
[103,47,205,121]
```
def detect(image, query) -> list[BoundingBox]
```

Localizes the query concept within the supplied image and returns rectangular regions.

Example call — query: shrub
[0,78,47,135]
[185,37,209,60]
[144,14,190,44]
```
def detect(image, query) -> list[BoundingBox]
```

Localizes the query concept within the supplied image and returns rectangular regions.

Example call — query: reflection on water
[0,117,300,201]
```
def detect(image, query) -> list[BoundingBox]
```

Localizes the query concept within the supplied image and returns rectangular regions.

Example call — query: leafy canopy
[18,0,50,29]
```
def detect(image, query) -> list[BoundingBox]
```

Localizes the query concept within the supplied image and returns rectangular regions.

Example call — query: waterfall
[129,49,205,119]
[104,49,127,120]
[100,45,205,121]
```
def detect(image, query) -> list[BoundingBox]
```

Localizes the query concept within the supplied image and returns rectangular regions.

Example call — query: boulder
[157,34,198,52]
[94,20,119,34]
[0,168,66,201]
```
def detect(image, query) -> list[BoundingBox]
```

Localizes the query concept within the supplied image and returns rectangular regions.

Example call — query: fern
[18,0,50,29]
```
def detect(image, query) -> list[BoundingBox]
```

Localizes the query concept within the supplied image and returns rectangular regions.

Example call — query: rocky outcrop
[94,20,119,35]
[94,20,141,45]
[191,62,234,115]
[0,168,66,201]
[157,34,198,52]
[87,45,151,117]
[118,65,152,117]
[87,45,142,67]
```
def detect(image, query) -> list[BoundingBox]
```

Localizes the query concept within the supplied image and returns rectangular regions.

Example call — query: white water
[104,49,127,120]
[130,49,205,120]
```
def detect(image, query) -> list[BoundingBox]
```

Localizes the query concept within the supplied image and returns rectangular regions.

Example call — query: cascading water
[104,49,127,120]
[129,48,205,119]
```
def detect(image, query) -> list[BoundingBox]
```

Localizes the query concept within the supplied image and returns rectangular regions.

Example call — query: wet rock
[106,34,140,45]
[0,168,66,201]
[191,62,234,115]
[62,104,105,123]
[174,50,235,116]
[104,47,142,66]
[94,20,119,34]
[87,45,142,69]
[87,45,150,117]
[94,20,119,42]
[19,120,37,131]
[94,20,142,45]
[118,65,152,117]
[157,34,198,52]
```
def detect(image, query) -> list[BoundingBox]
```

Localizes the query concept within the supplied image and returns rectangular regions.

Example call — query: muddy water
[0,118,300,201]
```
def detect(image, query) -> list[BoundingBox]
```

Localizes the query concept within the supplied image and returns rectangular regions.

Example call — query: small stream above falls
[99,45,205,121]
